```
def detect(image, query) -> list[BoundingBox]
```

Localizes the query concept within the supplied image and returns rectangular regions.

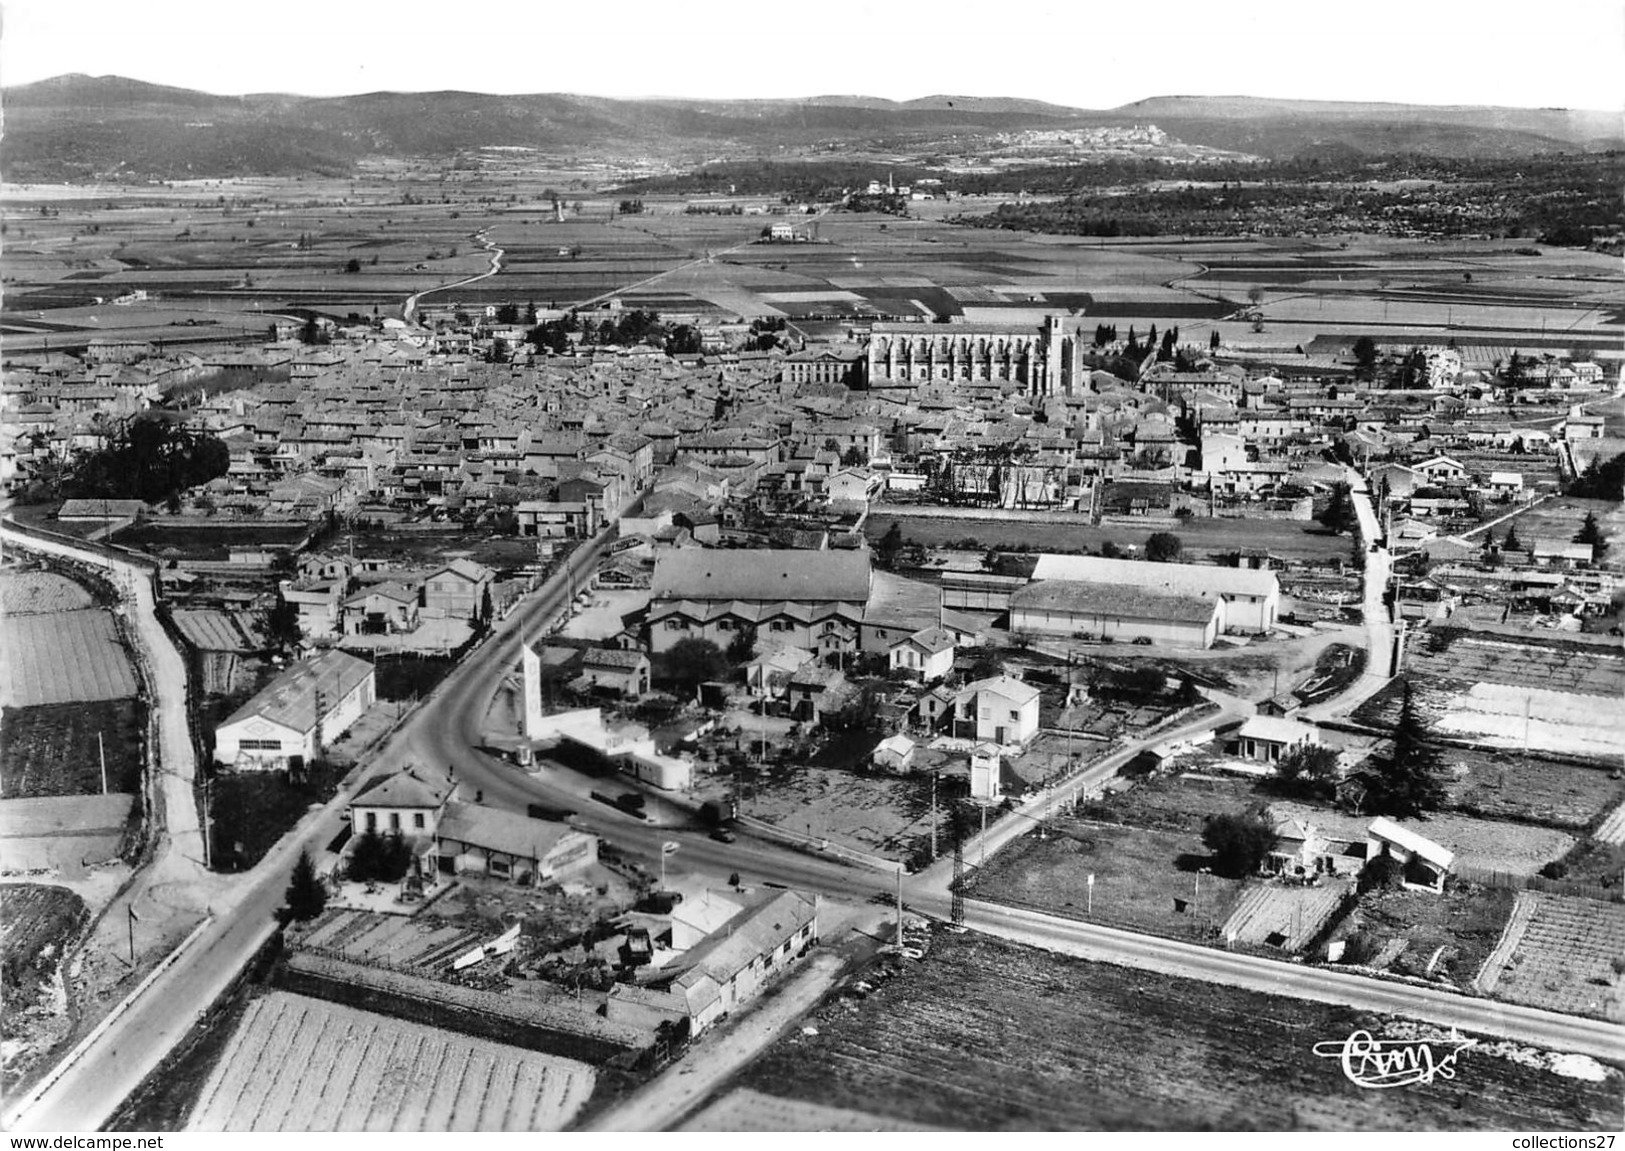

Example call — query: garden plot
[1223,879,1353,951]
[1484,893,1625,1022]
[0,570,94,615]
[743,765,922,861]
[0,610,138,705]
[966,820,1246,944]
[1434,682,1625,759]
[0,698,144,798]
[188,991,595,1131]
[731,928,1623,1131]
[1393,630,1624,701]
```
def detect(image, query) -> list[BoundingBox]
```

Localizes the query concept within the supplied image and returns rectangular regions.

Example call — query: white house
[872,733,917,773]
[1366,817,1453,893]
[956,675,1041,747]
[887,626,956,680]
[214,649,376,768]
[1231,715,1320,765]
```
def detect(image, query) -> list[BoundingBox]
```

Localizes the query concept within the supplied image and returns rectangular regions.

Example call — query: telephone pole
[950,805,966,928]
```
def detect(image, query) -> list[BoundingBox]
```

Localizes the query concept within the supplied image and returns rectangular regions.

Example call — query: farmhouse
[436,804,598,884]
[1010,581,1220,649]
[665,889,819,1035]
[421,559,494,619]
[1266,813,1339,877]
[646,549,872,654]
[1030,553,1279,634]
[214,649,376,768]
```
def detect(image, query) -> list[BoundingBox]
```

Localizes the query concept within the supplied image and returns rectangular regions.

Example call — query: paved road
[916,898,1625,1064]
[1300,467,1396,723]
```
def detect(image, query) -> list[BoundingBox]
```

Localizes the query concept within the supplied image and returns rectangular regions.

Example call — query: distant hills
[4,74,1619,182]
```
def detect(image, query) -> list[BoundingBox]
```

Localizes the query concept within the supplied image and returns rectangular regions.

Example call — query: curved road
[403,231,504,325]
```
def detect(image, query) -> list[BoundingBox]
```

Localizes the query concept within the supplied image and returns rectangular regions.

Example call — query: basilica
[863,314,1091,395]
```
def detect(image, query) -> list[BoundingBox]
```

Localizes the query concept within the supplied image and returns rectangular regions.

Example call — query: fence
[1454,863,1623,904]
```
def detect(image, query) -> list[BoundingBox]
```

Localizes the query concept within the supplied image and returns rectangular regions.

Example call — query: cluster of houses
[282,554,496,640]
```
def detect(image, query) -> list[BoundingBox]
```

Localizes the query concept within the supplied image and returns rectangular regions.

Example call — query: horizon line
[4,72,1615,116]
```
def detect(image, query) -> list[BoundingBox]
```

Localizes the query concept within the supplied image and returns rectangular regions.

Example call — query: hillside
[3,75,1618,182]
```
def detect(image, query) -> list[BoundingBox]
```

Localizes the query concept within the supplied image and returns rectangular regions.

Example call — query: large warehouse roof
[1031,553,1277,599]
[652,549,871,603]
[1011,580,1219,625]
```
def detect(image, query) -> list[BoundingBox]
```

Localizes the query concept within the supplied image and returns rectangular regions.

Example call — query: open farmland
[188,991,595,1131]
[0,699,144,798]
[681,1088,930,1132]
[1445,747,1623,831]
[866,510,1352,563]
[1479,893,1625,1022]
[1332,884,1516,985]
[0,610,138,705]
[964,819,1247,944]
[1353,629,1625,762]
[730,929,1623,1130]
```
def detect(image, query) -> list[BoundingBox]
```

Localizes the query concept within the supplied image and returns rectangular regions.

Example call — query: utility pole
[201,771,212,870]
[98,731,108,795]
[950,810,965,929]
[930,770,939,861]
[894,867,904,948]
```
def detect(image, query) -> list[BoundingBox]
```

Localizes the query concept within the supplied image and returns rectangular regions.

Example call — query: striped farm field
[0,569,95,615]
[0,609,137,705]
[188,992,596,1132]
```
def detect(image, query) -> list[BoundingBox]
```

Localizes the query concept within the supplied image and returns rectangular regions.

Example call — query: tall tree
[1318,482,1358,535]
[874,521,904,570]
[285,849,327,921]
[1201,810,1275,878]
[1352,336,1379,381]
[1366,680,1448,818]
[1145,531,1183,563]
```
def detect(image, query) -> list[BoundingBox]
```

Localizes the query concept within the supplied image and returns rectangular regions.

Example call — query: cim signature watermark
[1312,1028,1474,1089]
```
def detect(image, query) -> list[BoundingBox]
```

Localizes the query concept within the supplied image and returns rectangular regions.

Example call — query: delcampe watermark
[1312,1028,1475,1089]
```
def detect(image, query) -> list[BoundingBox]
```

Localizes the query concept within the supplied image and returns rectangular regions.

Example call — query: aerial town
[1,18,1622,1138]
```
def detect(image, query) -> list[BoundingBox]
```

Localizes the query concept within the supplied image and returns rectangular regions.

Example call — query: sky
[2,0,1622,110]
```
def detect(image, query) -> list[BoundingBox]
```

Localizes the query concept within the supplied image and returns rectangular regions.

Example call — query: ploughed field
[731,928,1623,1130]
[0,609,138,705]
[188,991,595,1132]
